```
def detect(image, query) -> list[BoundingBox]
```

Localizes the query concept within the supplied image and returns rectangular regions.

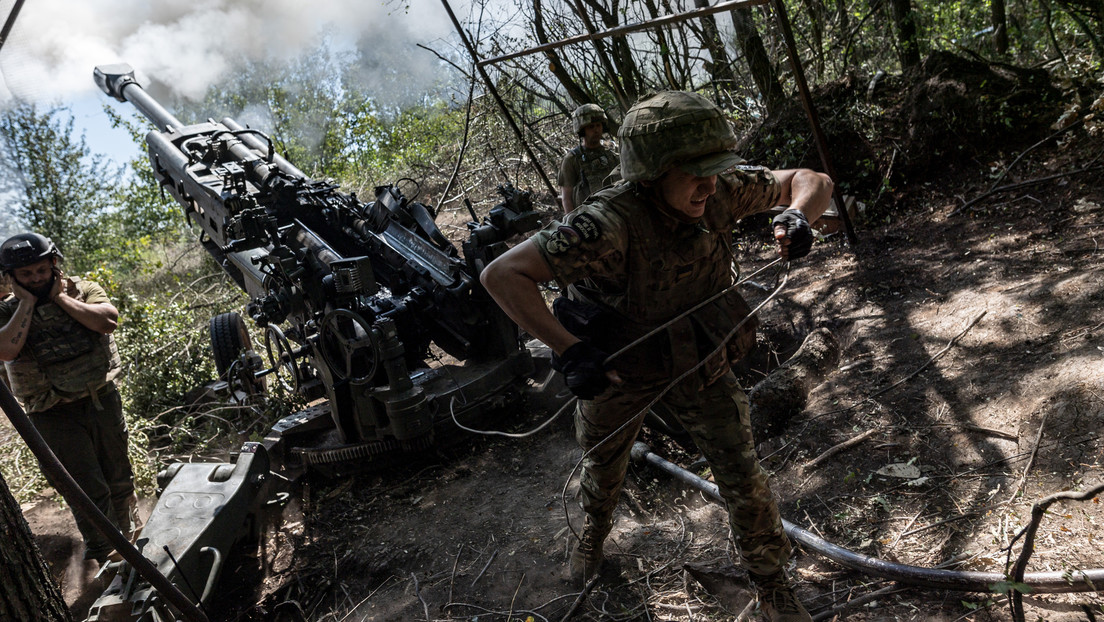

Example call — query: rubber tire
[210,311,251,380]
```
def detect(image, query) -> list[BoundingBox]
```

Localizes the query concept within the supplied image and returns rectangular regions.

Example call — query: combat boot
[568,515,611,582]
[750,570,812,622]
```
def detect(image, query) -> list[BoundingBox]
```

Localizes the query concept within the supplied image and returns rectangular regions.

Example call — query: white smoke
[0,0,466,104]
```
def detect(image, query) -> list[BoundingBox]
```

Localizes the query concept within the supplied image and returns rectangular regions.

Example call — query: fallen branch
[557,575,600,622]
[804,427,880,470]
[1006,482,1104,622]
[411,572,430,622]
[813,310,987,419]
[950,162,1103,217]
[812,584,906,621]
[1009,408,1050,502]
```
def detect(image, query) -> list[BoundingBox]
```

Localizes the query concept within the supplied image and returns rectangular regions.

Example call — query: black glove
[554,341,612,400]
[771,209,813,260]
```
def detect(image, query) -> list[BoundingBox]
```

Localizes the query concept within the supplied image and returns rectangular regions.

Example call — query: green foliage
[0,103,121,270]
[343,99,464,185]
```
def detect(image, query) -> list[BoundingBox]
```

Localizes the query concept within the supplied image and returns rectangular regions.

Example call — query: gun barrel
[93,63,184,132]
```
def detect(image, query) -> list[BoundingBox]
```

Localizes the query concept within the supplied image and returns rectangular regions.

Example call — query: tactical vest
[571,146,617,209]
[573,184,758,387]
[3,279,122,413]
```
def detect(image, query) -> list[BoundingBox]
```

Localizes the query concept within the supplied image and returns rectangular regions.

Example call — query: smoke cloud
[0,0,465,105]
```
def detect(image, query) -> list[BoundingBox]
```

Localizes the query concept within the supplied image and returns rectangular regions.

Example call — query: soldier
[558,103,619,214]
[0,232,139,565]
[481,91,832,621]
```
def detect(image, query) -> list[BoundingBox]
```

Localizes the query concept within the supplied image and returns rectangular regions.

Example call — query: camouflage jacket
[557,145,619,209]
[0,278,122,413]
[534,166,781,386]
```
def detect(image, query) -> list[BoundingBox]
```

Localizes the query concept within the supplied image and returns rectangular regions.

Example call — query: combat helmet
[617,91,744,182]
[572,103,610,136]
[1,233,61,272]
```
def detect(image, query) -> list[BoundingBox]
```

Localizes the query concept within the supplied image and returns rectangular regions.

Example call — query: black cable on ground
[630,442,1104,594]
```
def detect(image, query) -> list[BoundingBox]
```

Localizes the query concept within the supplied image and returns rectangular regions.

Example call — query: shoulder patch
[569,213,602,242]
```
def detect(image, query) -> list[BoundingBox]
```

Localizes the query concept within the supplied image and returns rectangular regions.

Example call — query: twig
[1006,482,1104,622]
[866,311,987,402]
[411,573,430,622]
[804,428,879,470]
[508,572,526,621]
[812,584,906,621]
[813,311,987,419]
[963,424,1019,442]
[1009,409,1050,502]
[888,504,928,550]
[471,549,498,587]
[557,575,600,622]
[448,543,464,606]
[981,119,1084,196]
[436,58,478,215]
[899,511,976,538]
[950,162,1103,217]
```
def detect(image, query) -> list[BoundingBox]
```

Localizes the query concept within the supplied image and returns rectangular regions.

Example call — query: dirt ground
[14,56,1104,621]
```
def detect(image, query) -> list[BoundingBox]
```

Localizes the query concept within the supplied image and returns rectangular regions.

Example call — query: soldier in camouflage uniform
[558,103,619,214]
[481,92,832,621]
[0,232,139,565]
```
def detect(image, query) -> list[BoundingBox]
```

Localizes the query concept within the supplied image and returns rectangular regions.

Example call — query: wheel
[263,324,300,392]
[318,309,380,386]
[210,312,251,379]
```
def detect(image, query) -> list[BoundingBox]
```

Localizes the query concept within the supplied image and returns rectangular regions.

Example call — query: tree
[730,4,787,115]
[0,104,120,271]
[0,469,71,622]
[889,0,921,69]
[991,0,1009,54]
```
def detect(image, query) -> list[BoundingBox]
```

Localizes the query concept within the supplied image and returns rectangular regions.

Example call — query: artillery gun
[87,63,561,621]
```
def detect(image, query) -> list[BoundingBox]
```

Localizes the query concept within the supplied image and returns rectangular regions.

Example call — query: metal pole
[769,0,859,245]
[0,383,211,622]
[0,0,27,54]
[439,0,558,199]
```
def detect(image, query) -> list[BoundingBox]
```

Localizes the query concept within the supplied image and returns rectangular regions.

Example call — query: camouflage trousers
[29,385,138,561]
[575,370,792,576]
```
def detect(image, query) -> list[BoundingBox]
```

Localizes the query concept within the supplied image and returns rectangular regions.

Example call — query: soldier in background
[0,232,139,565]
[558,103,619,213]
[482,91,832,621]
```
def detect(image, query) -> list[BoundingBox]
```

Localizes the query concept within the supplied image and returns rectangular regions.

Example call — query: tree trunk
[889,0,921,69]
[531,0,592,107]
[0,471,72,622]
[730,6,788,115]
[582,0,642,105]
[693,0,738,87]
[991,0,1009,54]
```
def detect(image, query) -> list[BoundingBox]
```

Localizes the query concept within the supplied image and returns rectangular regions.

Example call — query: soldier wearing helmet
[557,103,619,214]
[481,91,831,621]
[0,232,139,566]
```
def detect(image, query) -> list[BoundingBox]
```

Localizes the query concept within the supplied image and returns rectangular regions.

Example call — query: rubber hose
[630,442,1103,593]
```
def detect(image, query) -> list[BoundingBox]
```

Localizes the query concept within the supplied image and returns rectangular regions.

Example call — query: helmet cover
[617,91,744,182]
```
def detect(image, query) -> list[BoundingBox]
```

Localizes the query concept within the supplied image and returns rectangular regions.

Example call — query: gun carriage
[87,63,558,621]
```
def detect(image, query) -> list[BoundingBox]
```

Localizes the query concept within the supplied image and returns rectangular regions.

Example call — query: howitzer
[95,63,545,459]
[88,63,562,621]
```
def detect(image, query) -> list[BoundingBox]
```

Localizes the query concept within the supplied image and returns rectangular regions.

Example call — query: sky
[0,0,472,167]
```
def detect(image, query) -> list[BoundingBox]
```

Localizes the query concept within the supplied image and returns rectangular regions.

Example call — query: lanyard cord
[563,261,791,542]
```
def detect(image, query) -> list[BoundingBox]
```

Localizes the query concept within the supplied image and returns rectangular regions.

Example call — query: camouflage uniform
[557,145,619,210]
[533,167,794,576]
[0,277,136,561]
